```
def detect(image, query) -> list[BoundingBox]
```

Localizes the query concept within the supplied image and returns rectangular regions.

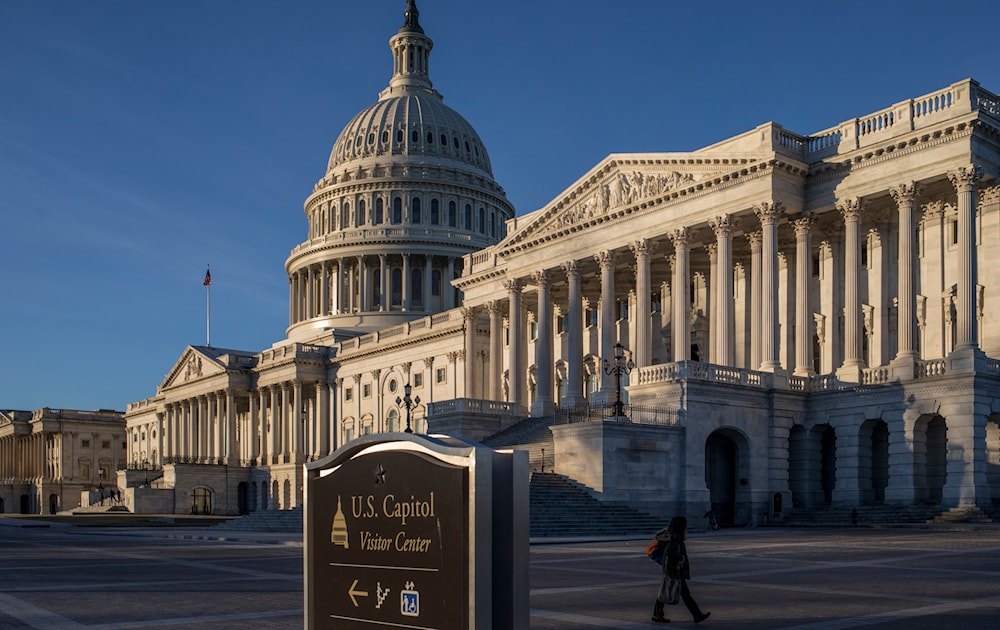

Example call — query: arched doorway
[237,482,249,515]
[20,494,31,514]
[705,429,751,526]
[859,420,889,506]
[250,481,259,512]
[191,487,212,515]
[820,426,837,505]
[987,415,1000,506]
[283,479,292,509]
[49,494,59,515]
[914,415,947,504]
[272,480,280,509]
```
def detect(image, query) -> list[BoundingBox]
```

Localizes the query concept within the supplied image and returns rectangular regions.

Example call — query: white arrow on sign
[348,579,369,607]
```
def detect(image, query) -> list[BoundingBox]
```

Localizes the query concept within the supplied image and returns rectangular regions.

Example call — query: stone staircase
[482,415,555,472]
[529,472,664,538]
[784,504,995,526]
[212,506,303,533]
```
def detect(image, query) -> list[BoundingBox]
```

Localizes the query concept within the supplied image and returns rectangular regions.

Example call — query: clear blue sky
[3,0,999,412]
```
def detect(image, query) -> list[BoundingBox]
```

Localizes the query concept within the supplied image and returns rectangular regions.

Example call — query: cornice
[497,157,803,258]
[332,325,462,364]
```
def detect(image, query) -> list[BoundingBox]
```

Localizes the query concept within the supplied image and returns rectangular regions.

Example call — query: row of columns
[289,255,460,324]
[484,169,982,413]
[0,432,47,482]
[162,391,236,465]
[244,381,334,466]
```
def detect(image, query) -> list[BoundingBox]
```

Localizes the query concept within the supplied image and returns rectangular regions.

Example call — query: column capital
[889,181,919,205]
[629,239,650,258]
[746,230,762,249]
[532,269,550,287]
[422,356,435,368]
[754,200,784,225]
[486,300,503,315]
[594,250,615,269]
[668,227,690,247]
[502,277,523,293]
[460,305,480,321]
[561,259,580,278]
[704,242,718,260]
[709,214,735,237]
[947,164,981,193]
[836,197,863,223]
[791,214,815,237]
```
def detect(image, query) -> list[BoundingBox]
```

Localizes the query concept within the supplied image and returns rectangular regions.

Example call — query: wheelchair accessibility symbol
[401,581,419,617]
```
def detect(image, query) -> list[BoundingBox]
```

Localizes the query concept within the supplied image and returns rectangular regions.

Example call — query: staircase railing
[553,402,679,426]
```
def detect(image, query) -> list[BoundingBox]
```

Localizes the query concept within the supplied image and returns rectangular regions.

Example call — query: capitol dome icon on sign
[331,497,349,548]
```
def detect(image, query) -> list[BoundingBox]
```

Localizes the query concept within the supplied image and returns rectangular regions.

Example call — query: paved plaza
[0,519,998,629]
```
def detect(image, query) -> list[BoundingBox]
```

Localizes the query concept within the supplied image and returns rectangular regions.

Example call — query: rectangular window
[436,367,447,384]
[363,383,372,398]
[587,308,598,327]
[413,372,424,388]
[556,315,566,334]
[345,428,355,443]
[101,440,111,450]
[951,218,959,246]
[344,388,354,402]
[81,439,91,448]
[99,467,109,481]
[80,463,90,478]
[530,321,538,341]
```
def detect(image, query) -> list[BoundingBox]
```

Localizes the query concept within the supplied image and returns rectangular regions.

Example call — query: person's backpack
[646,539,666,564]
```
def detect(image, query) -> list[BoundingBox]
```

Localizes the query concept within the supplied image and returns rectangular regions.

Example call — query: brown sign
[308,448,469,629]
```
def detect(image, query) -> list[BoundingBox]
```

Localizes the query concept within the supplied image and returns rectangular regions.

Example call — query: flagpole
[204,265,212,347]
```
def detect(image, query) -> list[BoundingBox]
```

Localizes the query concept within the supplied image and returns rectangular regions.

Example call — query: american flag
[203,268,212,286]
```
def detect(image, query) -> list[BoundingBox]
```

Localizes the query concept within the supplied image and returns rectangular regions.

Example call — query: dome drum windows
[375,198,384,224]
[392,198,403,224]
[412,197,422,224]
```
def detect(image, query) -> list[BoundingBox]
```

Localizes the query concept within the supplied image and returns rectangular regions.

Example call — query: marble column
[320,262,329,316]
[792,215,815,376]
[378,254,388,311]
[837,198,864,377]
[595,251,616,403]
[531,270,555,417]
[704,243,717,362]
[402,254,410,311]
[747,231,762,370]
[562,260,586,408]
[462,307,479,399]
[755,202,783,372]
[505,278,524,409]
[948,165,981,352]
[488,301,503,400]
[630,240,651,368]
[669,229,690,362]
[711,215,735,366]
[423,255,433,312]
[446,258,456,309]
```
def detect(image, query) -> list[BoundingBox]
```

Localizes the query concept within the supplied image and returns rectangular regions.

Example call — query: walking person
[652,515,711,624]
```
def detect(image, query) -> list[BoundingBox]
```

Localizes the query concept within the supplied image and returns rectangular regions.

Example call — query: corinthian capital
[889,181,919,205]
[595,250,614,269]
[561,260,580,278]
[947,164,981,193]
[754,201,784,225]
[668,227,689,248]
[502,277,523,293]
[532,269,550,287]
[709,214,734,238]
[791,215,814,238]
[629,239,650,259]
[836,197,862,223]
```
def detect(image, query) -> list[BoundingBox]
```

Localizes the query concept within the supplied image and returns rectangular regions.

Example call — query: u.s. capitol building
[115,0,1000,525]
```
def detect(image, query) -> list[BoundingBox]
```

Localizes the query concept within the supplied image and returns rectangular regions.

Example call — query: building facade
[122,2,1000,523]
[0,408,125,514]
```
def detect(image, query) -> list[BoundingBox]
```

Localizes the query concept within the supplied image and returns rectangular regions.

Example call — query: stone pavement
[1,517,998,628]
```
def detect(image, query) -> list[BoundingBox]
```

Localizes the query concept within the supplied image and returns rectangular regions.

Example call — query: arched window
[341,204,350,230]
[464,204,472,230]
[412,197,422,224]
[358,199,366,225]
[448,201,457,227]
[387,408,399,433]
[392,198,402,224]
[478,207,485,233]
[375,198,384,224]
[432,269,442,296]
[431,199,440,225]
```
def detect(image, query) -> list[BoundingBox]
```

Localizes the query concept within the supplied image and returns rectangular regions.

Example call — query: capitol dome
[285,0,515,343]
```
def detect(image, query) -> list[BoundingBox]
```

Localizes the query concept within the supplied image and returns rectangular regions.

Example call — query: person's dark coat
[664,535,690,580]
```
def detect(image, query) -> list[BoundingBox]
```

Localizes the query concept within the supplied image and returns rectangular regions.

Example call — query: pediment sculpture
[556,170,696,229]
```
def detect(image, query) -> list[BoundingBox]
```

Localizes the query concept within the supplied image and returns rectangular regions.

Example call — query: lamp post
[395,383,420,434]
[602,341,634,419]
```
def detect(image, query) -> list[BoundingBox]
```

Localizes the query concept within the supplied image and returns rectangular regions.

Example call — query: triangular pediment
[160,346,233,390]
[499,152,762,253]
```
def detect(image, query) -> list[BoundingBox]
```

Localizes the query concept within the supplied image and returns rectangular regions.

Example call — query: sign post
[305,433,528,629]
